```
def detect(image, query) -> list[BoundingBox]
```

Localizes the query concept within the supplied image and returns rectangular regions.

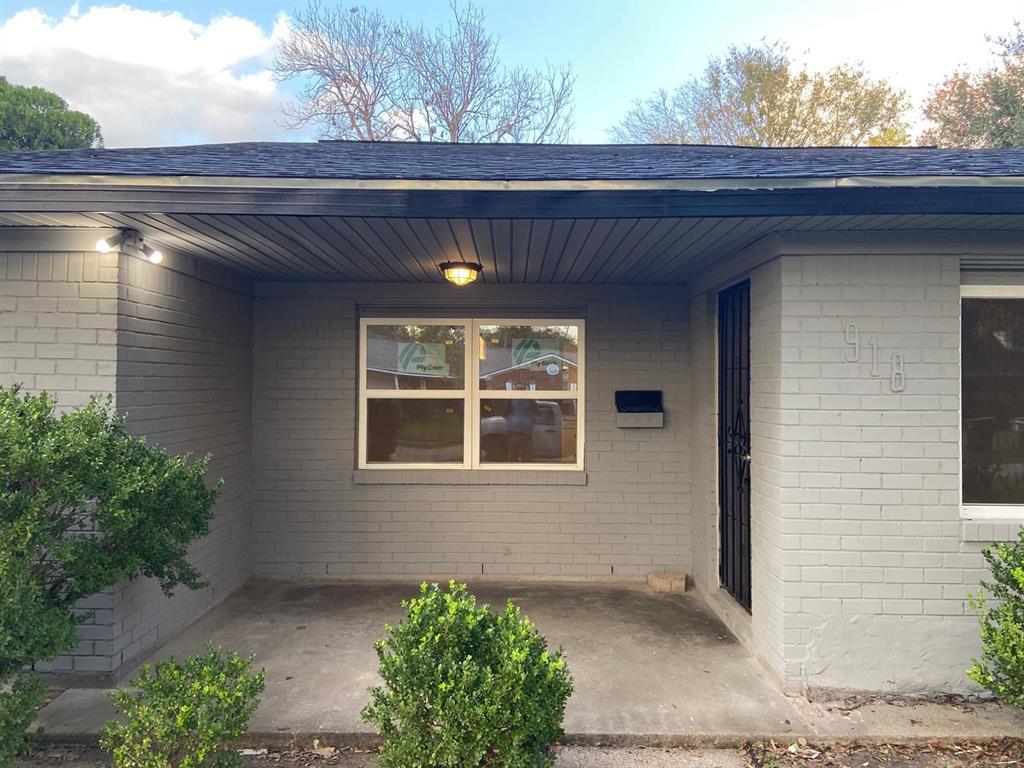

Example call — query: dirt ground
[745,739,1024,767]
[16,740,1024,768]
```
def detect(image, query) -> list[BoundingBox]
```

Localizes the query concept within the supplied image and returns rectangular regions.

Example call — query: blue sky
[1,0,1020,146]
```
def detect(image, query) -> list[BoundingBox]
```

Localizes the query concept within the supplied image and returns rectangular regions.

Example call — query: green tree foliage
[0,386,218,764]
[968,527,1024,706]
[101,646,265,768]
[0,77,103,151]
[362,581,573,768]
[921,24,1024,148]
[610,42,910,147]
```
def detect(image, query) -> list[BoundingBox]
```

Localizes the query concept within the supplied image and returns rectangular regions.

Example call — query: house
[2,141,1024,695]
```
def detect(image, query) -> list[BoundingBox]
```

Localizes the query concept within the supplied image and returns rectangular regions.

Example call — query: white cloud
[0,4,305,147]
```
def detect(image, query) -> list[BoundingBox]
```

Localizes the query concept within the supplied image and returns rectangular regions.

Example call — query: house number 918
[843,322,906,393]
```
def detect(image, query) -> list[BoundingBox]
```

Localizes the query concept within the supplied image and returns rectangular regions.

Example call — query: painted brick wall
[0,250,120,673]
[687,244,1002,695]
[251,284,691,579]
[772,251,977,693]
[110,252,254,672]
[0,250,118,405]
[748,260,788,681]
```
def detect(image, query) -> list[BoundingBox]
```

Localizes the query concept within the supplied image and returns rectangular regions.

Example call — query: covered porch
[35,580,1024,745]
[6,141,1024,697]
[40,581,802,742]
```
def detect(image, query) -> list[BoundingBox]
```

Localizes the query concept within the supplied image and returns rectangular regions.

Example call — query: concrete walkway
[36,580,1024,747]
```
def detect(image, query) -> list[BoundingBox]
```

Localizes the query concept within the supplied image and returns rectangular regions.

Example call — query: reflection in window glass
[366,325,464,390]
[963,298,1024,504]
[479,325,579,391]
[367,399,464,463]
[480,400,577,464]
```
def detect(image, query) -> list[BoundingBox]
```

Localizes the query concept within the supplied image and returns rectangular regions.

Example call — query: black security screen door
[718,280,752,611]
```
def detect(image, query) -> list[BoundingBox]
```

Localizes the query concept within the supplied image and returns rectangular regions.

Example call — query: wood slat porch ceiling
[2,212,1023,282]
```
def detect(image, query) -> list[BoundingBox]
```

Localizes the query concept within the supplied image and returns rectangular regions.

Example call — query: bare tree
[274,2,575,143]
[610,43,910,147]
[275,3,405,140]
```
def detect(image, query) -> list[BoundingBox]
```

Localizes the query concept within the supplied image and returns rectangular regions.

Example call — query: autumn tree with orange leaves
[921,23,1024,148]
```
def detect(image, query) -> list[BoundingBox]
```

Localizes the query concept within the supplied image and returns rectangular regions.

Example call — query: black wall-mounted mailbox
[615,390,664,428]
[615,390,663,413]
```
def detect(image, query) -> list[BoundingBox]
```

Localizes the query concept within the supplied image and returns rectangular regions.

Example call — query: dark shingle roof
[1,141,1024,182]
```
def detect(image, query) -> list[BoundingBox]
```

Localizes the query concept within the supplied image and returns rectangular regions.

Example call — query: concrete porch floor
[37,580,1024,746]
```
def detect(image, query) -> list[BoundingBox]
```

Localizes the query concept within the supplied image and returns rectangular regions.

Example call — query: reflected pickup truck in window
[480,400,564,461]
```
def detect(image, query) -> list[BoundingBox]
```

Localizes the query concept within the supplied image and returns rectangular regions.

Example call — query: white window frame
[960,284,1024,520]
[358,317,585,471]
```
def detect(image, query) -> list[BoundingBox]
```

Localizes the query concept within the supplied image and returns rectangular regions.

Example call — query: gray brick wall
[111,251,253,671]
[0,250,118,406]
[771,252,977,694]
[251,284,691,580]
[0,250,120,673]
[685,239,1021,694]
[690,245,991,695]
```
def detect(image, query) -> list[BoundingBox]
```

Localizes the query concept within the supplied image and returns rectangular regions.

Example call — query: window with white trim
[961,285,1024,516]
[358,318,584,470]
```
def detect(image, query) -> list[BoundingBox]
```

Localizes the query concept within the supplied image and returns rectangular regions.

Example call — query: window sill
[961,509,1024,542]
[352,469,587,486]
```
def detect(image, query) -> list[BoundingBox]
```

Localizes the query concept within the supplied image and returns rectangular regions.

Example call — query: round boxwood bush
[100,645,265,768]
[362,581,573,768]
[969,528,1024,706]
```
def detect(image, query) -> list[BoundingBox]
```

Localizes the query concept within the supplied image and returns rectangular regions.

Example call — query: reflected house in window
[477,324,579,464]
[479,350,579,391]
[363,325,467,464]
[476,337,578,463]
[365,337,465,390]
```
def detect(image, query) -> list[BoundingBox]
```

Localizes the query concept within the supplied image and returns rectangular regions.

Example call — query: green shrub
[968,527,1024,706]
[362,581,573,768]
[100,646,265,768]
[0,385,219,764]
[0,675,46,764]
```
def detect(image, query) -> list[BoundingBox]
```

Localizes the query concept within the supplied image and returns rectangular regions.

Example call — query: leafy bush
[0,675,46,765]
[362,581,573,768]
[100,646,265,768]
[0,385,219,764]
[968,528,1024,706]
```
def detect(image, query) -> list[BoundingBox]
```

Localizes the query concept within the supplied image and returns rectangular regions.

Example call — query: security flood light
[95,229,163,265]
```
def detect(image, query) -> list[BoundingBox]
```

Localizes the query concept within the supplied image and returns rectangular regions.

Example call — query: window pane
[479,324,579,391]
[367,399,464,464]
[480,400,578,464]
[963,298,1024,504]
[366,324,464,390]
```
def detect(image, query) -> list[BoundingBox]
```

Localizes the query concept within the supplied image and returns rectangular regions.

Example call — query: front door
[718,280,752,611]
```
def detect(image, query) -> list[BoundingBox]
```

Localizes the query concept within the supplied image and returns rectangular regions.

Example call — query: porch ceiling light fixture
[439,261,483,286]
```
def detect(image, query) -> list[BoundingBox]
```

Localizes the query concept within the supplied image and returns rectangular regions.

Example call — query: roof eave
[2,172,1024,191]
